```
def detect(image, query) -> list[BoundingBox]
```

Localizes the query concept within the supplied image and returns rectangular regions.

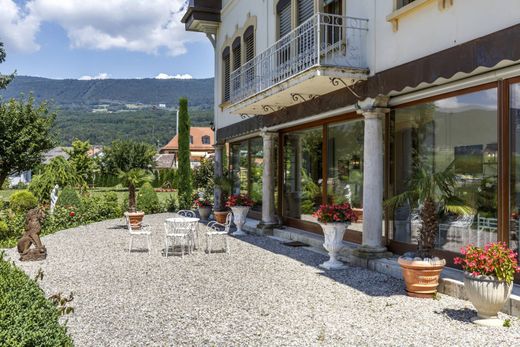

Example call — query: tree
[102,140,155,174]
[177,98,192,209]
[65,139,97,184]
[0,97,56,189]
[0,42,14,89]
[118,169,153,212]
[29,157,84,202]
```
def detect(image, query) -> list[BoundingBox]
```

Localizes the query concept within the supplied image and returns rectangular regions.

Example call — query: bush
[0,254,73,346]
[163,194,178,212]
[137,183,161,214]
[57,187,82,209]
[0,221,8,238]
[80,192,121,222]
[9,190,38,213]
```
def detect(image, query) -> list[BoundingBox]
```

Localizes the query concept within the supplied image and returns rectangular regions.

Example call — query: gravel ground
[4,213,520,346]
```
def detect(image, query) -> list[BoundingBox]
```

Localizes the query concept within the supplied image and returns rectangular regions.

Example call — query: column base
[256,222,279,236]
[352,245,392,260]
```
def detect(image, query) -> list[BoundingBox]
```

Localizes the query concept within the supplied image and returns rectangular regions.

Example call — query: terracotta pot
[352,208,363,222]
[464,272,512,321]
[214,210,229,224]
[125,211,145,229]
[198,206,212,221]
[398,257,446,298]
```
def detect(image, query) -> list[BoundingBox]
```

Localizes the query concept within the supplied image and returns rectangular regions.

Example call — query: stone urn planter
[214,210,229,224]
[464,272,513,326]
[319,223,348,270]
[230,206,250,236]
[198,206,212,221]
[125,211,145,229]
[398,257,446,298]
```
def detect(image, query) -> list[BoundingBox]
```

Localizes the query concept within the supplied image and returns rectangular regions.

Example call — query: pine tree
[177,98,192,209]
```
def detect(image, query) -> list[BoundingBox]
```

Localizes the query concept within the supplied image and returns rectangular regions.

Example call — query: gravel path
[4,213,520,346]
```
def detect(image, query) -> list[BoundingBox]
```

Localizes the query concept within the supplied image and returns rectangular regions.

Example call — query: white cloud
[155,73,193,80]
[78,72,109,80]
[0,0,40,53]
[1,0,203,56]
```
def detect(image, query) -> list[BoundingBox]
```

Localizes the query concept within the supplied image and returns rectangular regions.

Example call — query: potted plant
[385,161,474,298]
[313,203,358,270]
[193,194,212,221]
[213,176,233,224]
[226,194,254,236]
[454,242,519,326]
[119,168,153,228]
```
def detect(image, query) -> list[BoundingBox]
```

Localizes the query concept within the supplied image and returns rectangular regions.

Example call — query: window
[222,47,231,102]
[232,37,242,93]
[509,82,520,256]
[202,135,210,145]
[277,0,292,39]
[190,136,193,145]
[244,26,255,63]
[297,0,314,25]
[396,0,416,9]
[392,88,498,253]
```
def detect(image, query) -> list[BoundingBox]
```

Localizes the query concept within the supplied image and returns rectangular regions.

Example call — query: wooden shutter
[232,37,242,71]
[278,0,291,38]
[222,47,230,102]
[297,0,314,25]
[244,26,255,62]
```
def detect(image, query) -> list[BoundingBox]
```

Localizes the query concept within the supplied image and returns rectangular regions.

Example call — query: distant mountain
[0,76,215,146]
[0,75,214,110]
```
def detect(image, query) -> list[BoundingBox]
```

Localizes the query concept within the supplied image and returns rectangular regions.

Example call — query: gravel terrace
[4,213,520,346]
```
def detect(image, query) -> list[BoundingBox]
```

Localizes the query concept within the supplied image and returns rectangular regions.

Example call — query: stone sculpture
[50,184,59,214]
[17,208,47,261]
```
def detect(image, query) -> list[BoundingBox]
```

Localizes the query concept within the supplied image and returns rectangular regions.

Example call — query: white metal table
[164,217,200,257]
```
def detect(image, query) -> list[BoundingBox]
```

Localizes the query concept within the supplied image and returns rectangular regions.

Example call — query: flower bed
[0,253,73,346]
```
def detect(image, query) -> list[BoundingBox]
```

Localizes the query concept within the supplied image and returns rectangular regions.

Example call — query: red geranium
[454,242,520,284]
[313,203,358,224]
[193,197,212,208]
[69,211,76,217]
[226,194,254,207]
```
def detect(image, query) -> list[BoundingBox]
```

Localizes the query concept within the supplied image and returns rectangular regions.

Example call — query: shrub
[163,194,178,212]
[137,183,161,214]
[0,221,8,238]
[0,254,73,346]
[57,187,82,209]
[9,190,38,213]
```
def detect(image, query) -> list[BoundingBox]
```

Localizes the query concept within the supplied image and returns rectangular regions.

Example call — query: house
[182,0,520,266]
[9,147,70,187]
[159,127,215,168]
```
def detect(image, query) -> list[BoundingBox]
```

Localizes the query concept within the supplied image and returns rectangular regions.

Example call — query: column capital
[260,127,278,141]
[356,95,390,118]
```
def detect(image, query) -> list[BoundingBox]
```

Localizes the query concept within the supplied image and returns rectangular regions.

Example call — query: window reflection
[510,83,520,256]
[392,88,498,253]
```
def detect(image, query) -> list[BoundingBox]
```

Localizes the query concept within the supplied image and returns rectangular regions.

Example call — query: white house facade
[182,0,520,269]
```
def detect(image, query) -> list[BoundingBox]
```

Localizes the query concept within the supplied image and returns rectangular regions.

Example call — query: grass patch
[0,254,73,346]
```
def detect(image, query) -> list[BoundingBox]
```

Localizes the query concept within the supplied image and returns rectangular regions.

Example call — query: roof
[160,127,214,153]
[43,147,70,164]
[154,154,176,169]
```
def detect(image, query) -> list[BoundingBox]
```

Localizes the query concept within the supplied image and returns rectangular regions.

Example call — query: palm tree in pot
[213,175,234,223]
[120,168,153,228]
[385,160,474,297]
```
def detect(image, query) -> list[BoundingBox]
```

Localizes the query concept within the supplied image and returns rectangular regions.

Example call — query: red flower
[312,203,358,224]
[69,211,75,217]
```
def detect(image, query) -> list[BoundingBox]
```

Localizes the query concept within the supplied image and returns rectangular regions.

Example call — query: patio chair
[126,215,152,254]
[177,210,196,218]
[164,219,197,257]
[206,212,232,254]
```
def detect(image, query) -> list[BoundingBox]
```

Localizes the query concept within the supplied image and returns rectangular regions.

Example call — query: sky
[0,0,214,80]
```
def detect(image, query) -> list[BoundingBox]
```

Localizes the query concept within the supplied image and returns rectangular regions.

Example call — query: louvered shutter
[232,37,241,71]
[278,0,291,39]
[222,47,230,102]
[244,26,255,62]
[297,0,313,25]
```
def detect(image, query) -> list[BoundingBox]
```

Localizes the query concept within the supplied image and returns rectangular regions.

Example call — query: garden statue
[17,208,47,261]
[50,184,59,214]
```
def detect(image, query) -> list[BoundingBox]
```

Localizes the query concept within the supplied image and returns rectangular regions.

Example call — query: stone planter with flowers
[226,194,254,236]
[313,203,358,270]
[193,196,212,221]
[454,242,520,326]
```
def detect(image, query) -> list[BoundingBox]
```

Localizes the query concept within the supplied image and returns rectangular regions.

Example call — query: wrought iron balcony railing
[230,13,369,105]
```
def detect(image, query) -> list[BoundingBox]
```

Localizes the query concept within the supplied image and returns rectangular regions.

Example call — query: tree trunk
[0,172,7,190]
[128,185,136,212]
[418,197,438,259]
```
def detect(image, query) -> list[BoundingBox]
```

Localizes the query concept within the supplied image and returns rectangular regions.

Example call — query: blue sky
[0,0,214,80]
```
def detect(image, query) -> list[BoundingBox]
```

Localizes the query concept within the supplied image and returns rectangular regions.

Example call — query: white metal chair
[126,216,152,254]
[177,210,196,218]
[206,212,232,254]
[164,219,198,257]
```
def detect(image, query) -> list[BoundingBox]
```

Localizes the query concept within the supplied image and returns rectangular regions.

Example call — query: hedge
[0,254,73,346]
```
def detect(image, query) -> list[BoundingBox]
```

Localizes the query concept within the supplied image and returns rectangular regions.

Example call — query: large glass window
[250,138,264,211]
[510,82,520,255]
[392,88,498,253]
[230,141,249,195]
[283,127,323,221]
[327,119,364,233]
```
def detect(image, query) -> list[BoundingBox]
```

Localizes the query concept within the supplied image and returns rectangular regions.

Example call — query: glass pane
[283,127,323,221]
[392,88,498,253]
[510,82,520,256]
[230,141,249,195]
[327,119,364,233]
[250,137,263,211]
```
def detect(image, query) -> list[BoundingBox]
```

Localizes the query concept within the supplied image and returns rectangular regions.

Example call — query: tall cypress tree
[177,97,192,209]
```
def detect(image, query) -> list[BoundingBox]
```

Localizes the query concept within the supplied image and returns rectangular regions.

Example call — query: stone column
[213,144,224,211]
[355,96,390,258]
[258,130,278,233]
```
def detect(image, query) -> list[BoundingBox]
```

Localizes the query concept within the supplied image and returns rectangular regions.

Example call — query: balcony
[228,13,369,116]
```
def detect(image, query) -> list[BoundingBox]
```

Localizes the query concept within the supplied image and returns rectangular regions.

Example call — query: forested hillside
[0,76,214,146]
